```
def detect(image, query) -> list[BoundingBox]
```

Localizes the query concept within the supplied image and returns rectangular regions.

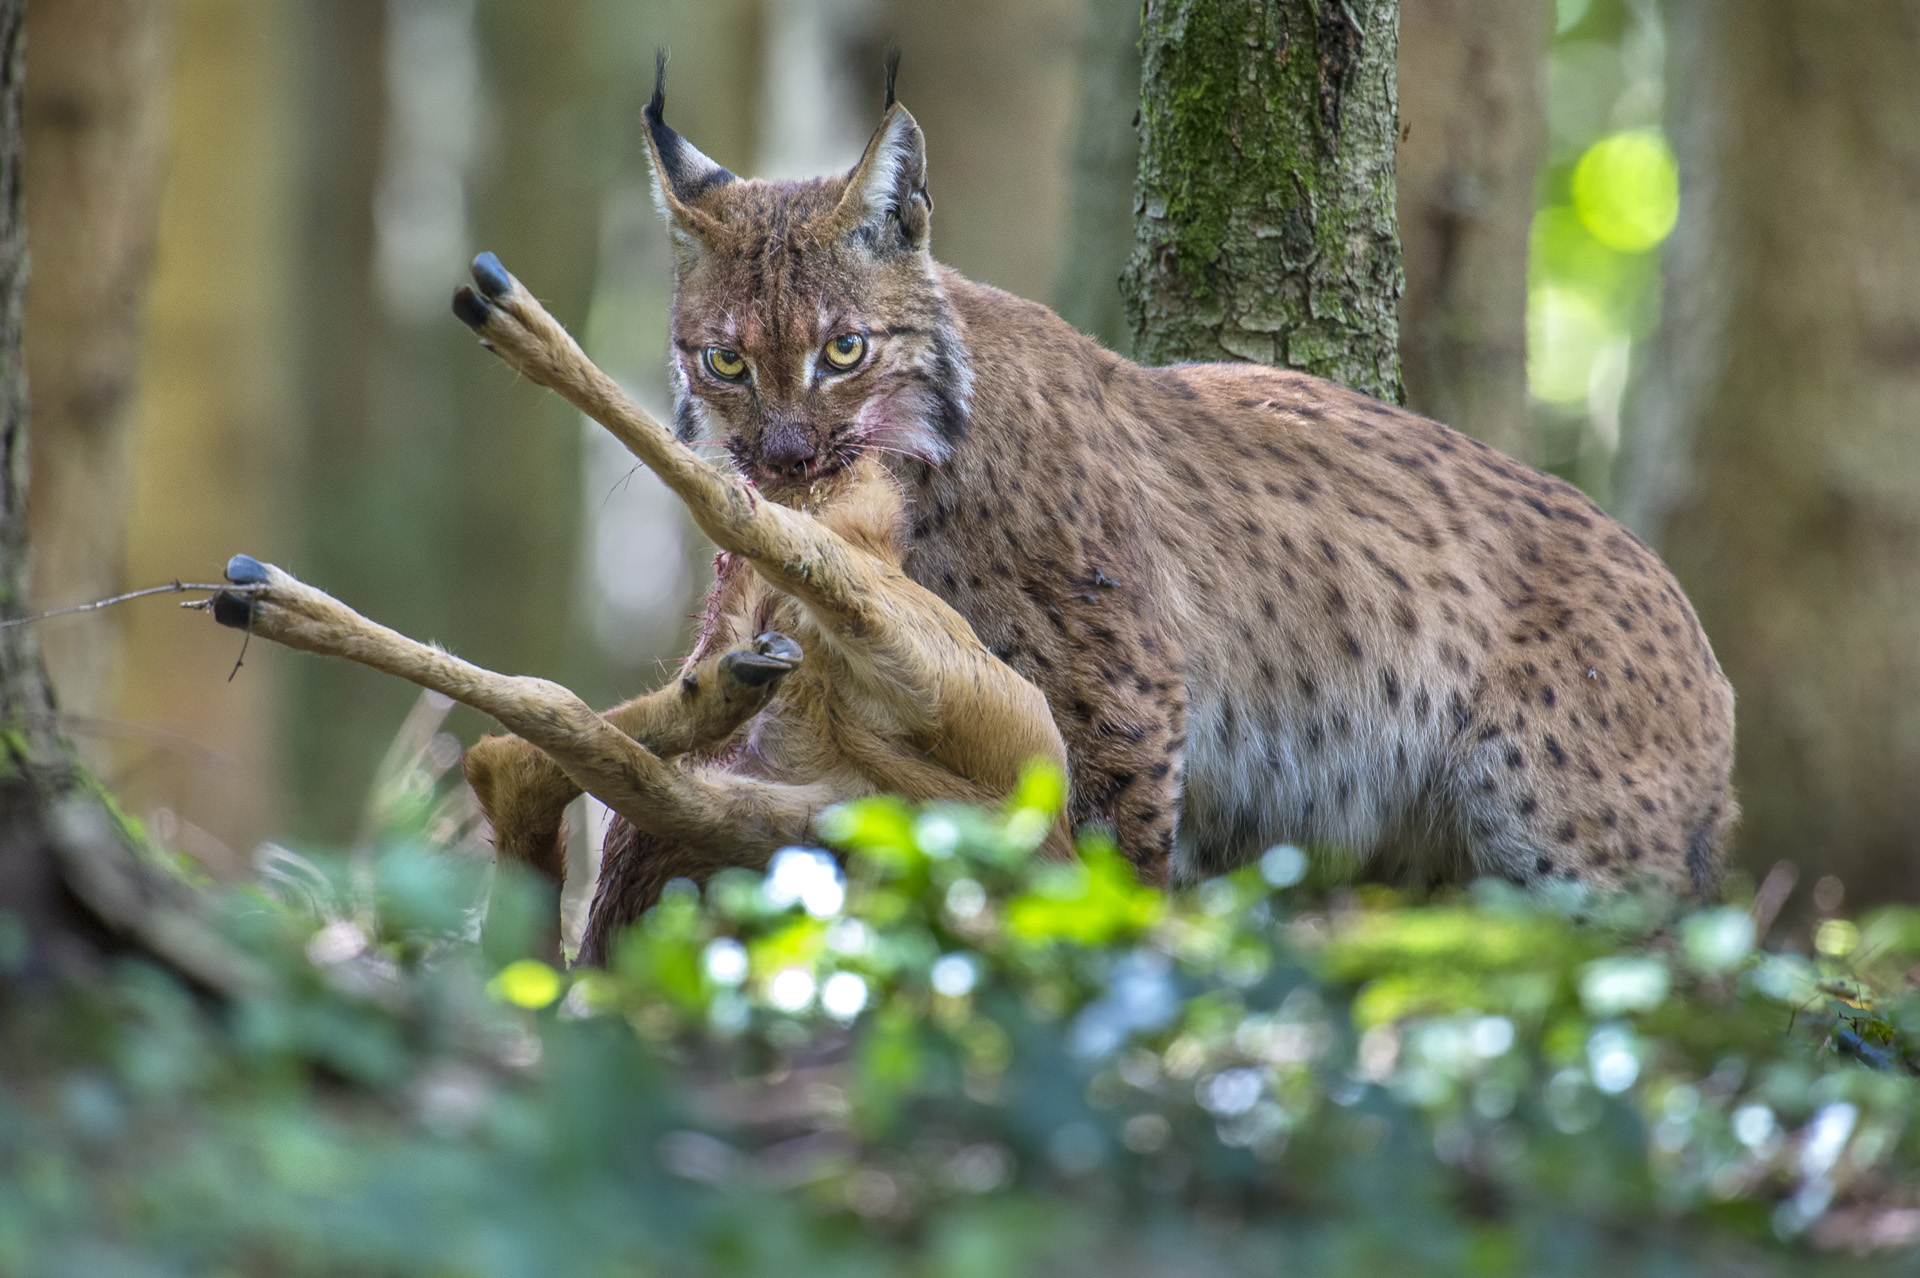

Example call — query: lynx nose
[759,421,817,477]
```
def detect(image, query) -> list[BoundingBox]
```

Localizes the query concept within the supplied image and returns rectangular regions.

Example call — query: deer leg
[462,631,803,884]
[209,556,846,857]
[452,255,889,628]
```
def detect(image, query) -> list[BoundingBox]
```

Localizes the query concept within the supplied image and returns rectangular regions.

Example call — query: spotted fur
[604,64,1737,901]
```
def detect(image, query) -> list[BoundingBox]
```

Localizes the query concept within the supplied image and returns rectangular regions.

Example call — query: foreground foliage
[4,763,1920,1276]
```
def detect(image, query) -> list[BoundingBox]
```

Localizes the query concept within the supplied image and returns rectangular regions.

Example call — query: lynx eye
[823,332,867,371]
[703,347,748,381]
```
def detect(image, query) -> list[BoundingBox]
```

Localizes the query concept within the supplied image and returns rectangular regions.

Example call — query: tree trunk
[446,0,604,680]
[111,0,296,867]
[0,0,116,972]
[1393,0,1542,457]
[22,0,171,748]
[283,0,616,842]
[0,0,254,993]
[1123,0,1403,400]
[1634,0,1920,905]
[0,0,50,756]
[279,0,390,840]
[1051,0,1141,355]
[885,0,1082,306]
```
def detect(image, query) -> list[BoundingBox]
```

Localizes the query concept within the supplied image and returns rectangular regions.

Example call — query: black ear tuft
[643,46,736,208]
[884,47,901,110]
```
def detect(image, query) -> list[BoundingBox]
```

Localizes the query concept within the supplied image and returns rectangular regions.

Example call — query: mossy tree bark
[0,0,253,993]
[1633,0,1920,906]
[1123,0,1404,401]
[0,0,63,931]
[1394,0,1542,458]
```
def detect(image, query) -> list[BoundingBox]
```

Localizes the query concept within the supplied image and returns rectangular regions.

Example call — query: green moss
[0,715,156,853]
[76,768,152,855]
[1126,0,1404,400]
[1143,4,1323,297]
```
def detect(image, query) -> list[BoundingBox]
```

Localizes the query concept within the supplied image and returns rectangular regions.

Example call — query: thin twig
[0,579,231,628]
[176,584,267,681]
[228,622,252,682]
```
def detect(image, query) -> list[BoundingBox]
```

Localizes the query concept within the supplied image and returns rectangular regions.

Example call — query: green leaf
[1005,840,1162,947]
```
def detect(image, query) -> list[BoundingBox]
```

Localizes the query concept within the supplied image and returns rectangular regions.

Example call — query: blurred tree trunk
[449,1,603,677]
[281,0,390,839]
[1051,0,1140,355]
[885,0,1081,304]
[286,0,615,842]
[1394,0,1542,457]
[0,0,254,993]
[22,0,171,749]
[112,0,296,870]
[0,0,72,961]
[1635,0,1920,904]
[1123,0,1403,400]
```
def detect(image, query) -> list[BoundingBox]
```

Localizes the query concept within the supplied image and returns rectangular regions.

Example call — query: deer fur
[208,254,1071,962]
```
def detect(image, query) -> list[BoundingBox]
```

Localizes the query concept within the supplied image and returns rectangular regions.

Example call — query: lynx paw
[719,631,804,687]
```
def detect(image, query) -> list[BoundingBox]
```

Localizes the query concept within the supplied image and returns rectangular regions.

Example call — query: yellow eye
[703,347,747,381]
[824,332,867,371]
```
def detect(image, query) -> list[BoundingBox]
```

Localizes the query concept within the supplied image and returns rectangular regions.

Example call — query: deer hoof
[211,590,256,629]
[451,284,490,329]
[753,631,804,664]
[721,632,804,687]
[225,553,268,585]
[470,251,513,300]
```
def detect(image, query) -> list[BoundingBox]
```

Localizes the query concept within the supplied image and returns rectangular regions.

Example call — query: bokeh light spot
[489,960,562,1010]
[1527,286,1613,404]
[1572,129,1679,253]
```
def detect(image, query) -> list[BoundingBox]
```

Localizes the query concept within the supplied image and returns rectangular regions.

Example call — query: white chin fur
[857,389,952,467]
[672,372,726,446]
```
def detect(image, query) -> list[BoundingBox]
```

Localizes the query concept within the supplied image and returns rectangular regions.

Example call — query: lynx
[551,57,1736,910]
[205,251,1070,962]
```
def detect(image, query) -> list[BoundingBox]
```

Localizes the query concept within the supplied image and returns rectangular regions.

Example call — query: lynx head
[643,52,972,501]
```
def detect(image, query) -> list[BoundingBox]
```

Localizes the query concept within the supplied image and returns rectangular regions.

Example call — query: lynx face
[645,68,972,501]
[626,60,1736,904]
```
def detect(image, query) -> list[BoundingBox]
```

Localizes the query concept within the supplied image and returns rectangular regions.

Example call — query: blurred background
[23,0,1920,910]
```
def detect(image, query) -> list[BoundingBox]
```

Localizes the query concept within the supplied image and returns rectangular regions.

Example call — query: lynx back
[621,57,1736,904]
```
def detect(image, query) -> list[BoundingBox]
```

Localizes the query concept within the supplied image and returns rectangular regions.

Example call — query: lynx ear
[832,103,932,252]
[642,50,733,248]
